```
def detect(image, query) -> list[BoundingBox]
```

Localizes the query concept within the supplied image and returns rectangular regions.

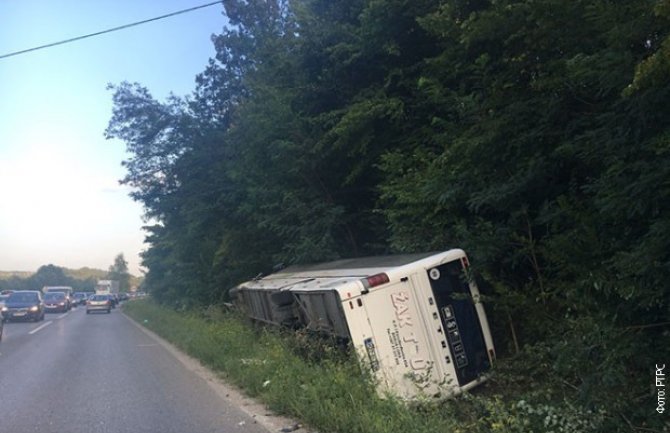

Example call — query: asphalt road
[0,304,280,433]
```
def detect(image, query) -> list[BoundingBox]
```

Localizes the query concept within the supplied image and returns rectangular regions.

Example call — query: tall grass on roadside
[123,300,610,433]
[123,300,464,433]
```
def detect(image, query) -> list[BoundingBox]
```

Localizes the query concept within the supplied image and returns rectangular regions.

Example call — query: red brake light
[362,273,390,290]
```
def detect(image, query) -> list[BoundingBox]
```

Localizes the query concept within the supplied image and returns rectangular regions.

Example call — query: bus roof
[273,252,439,277]
[238,250,467,298]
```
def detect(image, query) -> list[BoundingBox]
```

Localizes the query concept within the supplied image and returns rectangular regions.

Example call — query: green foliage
[109,1,670,431]
[0,264,124,292]
[107,253,131,292]
[0,271,32,280]
[64,267,108,281]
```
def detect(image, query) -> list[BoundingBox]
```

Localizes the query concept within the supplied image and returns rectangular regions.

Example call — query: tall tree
[107,253,131,292]
[29,265,72,289]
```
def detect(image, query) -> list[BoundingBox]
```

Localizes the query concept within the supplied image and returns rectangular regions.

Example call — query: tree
[30,265,72,289]
[107,253,131,292]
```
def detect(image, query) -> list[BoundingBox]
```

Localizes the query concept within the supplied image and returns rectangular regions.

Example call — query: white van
[232,249,495,400]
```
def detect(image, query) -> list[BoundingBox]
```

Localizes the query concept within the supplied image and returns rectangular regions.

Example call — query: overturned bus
[230,249,495,400]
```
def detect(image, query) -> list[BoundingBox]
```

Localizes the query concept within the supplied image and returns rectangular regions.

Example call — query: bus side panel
[340,294,377,373]
[294,291,350,339]
[350,280,438,399]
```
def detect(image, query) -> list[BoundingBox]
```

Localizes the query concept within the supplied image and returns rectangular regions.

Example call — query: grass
[122,300,617,433]
[122,299,475,433]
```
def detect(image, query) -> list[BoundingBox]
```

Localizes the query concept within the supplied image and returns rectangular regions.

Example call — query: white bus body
[232,249,495,400]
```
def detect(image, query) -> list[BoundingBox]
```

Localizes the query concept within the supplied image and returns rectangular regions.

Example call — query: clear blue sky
[0,1,227,276]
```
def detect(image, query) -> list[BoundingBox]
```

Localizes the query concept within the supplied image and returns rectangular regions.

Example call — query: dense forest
[106,1,669,431]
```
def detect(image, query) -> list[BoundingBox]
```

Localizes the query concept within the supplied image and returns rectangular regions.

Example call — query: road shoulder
[122,311,308,433]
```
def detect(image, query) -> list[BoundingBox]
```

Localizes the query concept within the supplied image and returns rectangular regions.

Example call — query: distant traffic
[0,280,146,341]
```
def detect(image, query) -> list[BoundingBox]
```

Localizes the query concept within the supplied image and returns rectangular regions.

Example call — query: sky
[0,1,227,276]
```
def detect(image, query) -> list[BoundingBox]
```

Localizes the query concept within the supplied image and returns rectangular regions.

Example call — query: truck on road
[95,280,119,295]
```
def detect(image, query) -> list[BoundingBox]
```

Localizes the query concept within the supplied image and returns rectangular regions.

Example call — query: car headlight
[29,306,39,312]
[59,302,65,306]
[1,306,7,312]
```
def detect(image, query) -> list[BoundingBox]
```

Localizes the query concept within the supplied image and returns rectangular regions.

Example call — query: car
[42,287,74,310]
[86,294,112,314]
[2,290,45,322]
[43,292,69,313]
[0,294,9,310]
[72,292,90,306]
[107,294,118,308]
[0,311,3,341]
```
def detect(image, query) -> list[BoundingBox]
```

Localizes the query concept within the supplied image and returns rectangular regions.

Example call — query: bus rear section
[343,279,441,398]
[341,251,494,399]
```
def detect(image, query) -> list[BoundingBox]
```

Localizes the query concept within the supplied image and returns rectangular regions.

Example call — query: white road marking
[29,321,53,335]
[57,312,69,319]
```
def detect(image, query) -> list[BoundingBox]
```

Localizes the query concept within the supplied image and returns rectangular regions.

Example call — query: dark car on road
[108,294,118,308]
[43,292,69,313]
[72,292,90,306]
[1,291,45,322]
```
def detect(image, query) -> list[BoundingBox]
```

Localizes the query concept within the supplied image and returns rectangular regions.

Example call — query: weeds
[123,300,648,433]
